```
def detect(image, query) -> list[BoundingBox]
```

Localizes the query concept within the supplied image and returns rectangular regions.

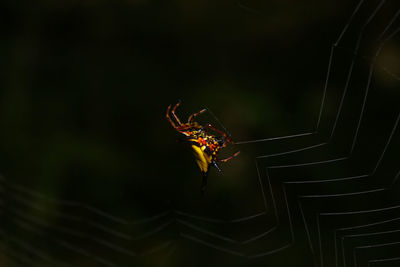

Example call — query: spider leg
[188,108,207,123]
[205,123,234,143]
[176,124,202,133]
[171,101,183,125]
[201,171,208,195]
[212,160,222,172]
[218,151,240,163]
[166,104,178,128]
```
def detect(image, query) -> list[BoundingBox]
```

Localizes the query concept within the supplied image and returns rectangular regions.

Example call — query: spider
[166,101,240,194]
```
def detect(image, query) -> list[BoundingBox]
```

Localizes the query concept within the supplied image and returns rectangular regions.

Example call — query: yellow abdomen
[190,145,212,174]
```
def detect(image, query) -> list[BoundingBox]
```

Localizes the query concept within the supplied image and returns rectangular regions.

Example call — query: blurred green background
[1,0,397,266]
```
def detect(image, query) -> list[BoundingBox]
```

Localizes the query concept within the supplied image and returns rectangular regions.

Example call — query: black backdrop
[1,0,399,266]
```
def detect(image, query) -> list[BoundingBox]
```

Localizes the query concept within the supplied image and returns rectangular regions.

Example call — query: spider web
[1,0,400,266]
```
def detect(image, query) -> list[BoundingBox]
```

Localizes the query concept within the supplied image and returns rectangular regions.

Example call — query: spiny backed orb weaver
[166,101,240,194]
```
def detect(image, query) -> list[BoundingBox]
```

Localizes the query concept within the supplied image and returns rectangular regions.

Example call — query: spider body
[166,101,240,193]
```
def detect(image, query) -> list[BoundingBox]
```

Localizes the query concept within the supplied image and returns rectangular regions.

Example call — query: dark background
[0,0,399,266]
